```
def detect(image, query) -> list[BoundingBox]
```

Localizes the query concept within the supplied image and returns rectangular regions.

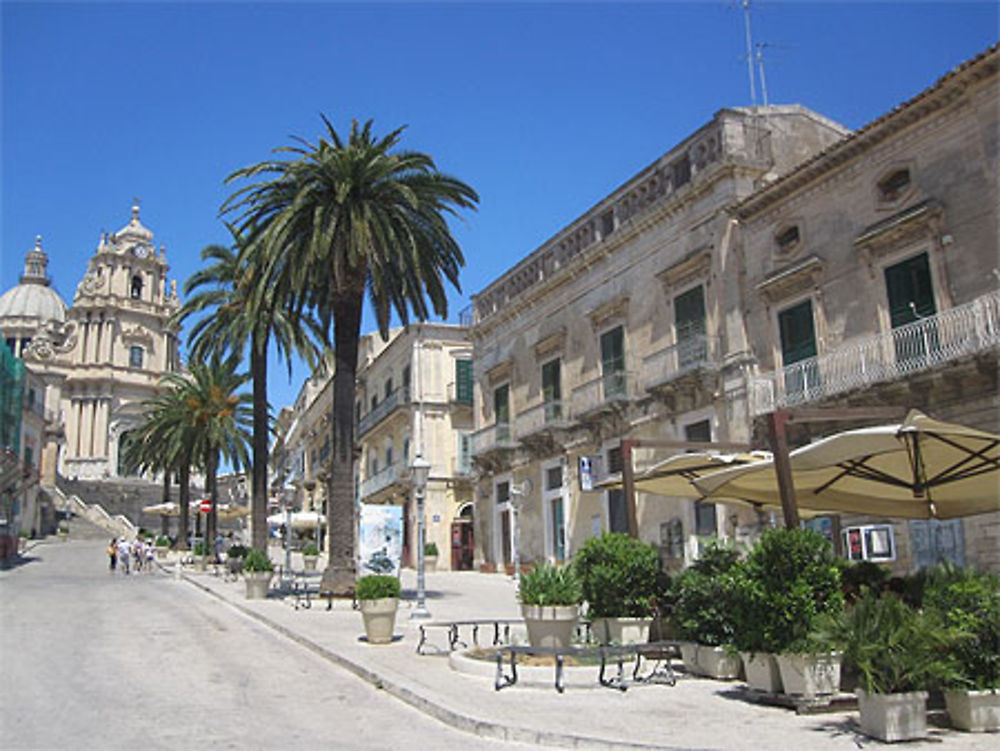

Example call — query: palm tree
[121,381,200,549]
[173,357,253,550]
[177,226,319,552]
[224,116,477,595]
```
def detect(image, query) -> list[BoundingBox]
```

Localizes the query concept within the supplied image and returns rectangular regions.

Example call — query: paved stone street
[0,523,536,751]
[4,520,998,751]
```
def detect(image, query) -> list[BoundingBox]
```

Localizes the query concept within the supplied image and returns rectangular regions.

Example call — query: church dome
[0,236,68,325]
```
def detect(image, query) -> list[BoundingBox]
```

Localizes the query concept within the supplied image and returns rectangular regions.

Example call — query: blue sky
[3,1,997,411]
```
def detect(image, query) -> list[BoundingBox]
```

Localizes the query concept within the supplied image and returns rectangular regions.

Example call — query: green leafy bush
[154,535,171,547]
[193,541,209,556]
[730,528,843,654]
[573,533,659,618]
[923,563,1000,690]
[839,560,890,603]
[301,543,319,557]
[227,544,248,559]
[424,541,439,557]
[518,562,582,606]
[815,591,963,694]
[672,539,742,646]
[243,548,273,572]
[356,574,401,600]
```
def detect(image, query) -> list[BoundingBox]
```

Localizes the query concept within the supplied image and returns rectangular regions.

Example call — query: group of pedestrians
[106,537,155,575]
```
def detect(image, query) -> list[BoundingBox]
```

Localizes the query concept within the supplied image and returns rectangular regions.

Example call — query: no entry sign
[200,500,211,513]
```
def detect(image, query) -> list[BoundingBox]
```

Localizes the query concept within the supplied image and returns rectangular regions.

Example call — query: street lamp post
[409,454,431,619]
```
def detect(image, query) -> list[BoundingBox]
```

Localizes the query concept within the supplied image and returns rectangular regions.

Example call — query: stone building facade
[731,44,1000,573]
[0,205,182,486]
[466,106,848,572]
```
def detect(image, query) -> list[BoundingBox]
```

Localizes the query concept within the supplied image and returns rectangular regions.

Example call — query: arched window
[131,275,143,300]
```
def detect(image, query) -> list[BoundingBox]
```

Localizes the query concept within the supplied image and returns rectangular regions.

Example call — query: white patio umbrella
[695,410,1000,520]
[598,451,771,497]
[141,501,249,520]
[266,511,326,530]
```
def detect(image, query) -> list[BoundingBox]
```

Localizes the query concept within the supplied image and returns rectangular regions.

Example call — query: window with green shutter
[541,358,561,421]
[600,325,626,398]
[885,253,939,366]
[778,300,820,401]
[674,285,707,368]
[455,359,473,404]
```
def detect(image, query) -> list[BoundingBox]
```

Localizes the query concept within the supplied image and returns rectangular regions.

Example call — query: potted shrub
[356,574,401,645]
[301,542,320,571]
[242,549,274,599]
[818,591,962,742]
[672,540,742,679]
[154,535,170,559]
[518,562,582,649]
[424,541,439,572]
[923,564,1000,732]
[732,528,844,697]
[193,540,210,570]
[574,533,659,645]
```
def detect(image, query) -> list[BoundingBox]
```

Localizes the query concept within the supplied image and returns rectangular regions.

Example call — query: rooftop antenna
[755,42,770,107]
[741,0,757,107]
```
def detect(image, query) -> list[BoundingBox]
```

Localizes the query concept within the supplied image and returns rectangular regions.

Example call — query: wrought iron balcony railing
[359,461,406,499]
[750,290,1000,415]
[470,422,517,457]
[642,334,720,392]
[514,399,569,440]
[570,370,637,419]
[357,386,410,437]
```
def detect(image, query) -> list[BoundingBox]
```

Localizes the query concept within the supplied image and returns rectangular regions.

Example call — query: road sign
[200,500,211,513]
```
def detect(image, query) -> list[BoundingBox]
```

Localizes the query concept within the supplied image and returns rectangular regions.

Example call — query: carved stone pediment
[486,359,513,386]
[121,325,154,345]
[657,247,712,290]
[756,255,825,304]
[588,295,630,329]
[534,329,566,359]
[854,199,944,259]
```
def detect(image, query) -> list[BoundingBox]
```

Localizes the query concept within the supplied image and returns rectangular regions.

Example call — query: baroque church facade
[0,204,182,485]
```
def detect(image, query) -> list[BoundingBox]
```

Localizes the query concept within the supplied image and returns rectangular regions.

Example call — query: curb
[180,572,717,751]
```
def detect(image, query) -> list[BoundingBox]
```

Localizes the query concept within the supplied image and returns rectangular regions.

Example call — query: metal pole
[767,409,800,529]
[284,504,292,589]
[512,502,520,583]
[411,481,431,619]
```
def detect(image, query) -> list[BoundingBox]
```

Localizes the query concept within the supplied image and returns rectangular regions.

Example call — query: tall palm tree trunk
[250,333,270,552]
[178,463,191,550]
[321,293,364,597]
[206,450,219,557]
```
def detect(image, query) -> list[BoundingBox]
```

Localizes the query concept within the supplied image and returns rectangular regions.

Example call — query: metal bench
[494,641,679,693]
[416,618,522,655]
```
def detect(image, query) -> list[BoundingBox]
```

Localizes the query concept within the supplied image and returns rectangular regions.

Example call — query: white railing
[642,334,720,391]
[359,461,405,499]
[750,290,1000,415]
[571,371,637,418]
[357,386,409,436]
[515,400,568,439]
[470,422,515,457]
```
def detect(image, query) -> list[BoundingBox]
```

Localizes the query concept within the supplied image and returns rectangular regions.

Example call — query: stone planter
[742,652,783,693]
[424,554,438,572]
[945,689,1000,732]
[696,645,741,680]
[591,617,652,645]
[776,652,841,698]
[856,689,928,742]
[302,554,318,571]
[360,597,399,644]
[155,546,168,560]
[521,604,579,649]
[243,570,273,599]
[195,555,209,571]
[679,642,700,674]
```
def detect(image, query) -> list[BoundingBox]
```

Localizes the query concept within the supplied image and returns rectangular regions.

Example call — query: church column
[73,399,84,457]
[95,397,109,458]
[87,398,98,458]
[106,317,115,364]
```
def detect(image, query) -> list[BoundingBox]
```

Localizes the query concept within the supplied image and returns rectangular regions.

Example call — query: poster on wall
[358,503,403,577]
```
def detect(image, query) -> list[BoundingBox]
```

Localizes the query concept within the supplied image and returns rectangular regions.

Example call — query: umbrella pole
[767,410,800,528]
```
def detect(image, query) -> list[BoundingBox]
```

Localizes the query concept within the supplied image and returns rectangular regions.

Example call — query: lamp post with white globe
[409,454,432,619]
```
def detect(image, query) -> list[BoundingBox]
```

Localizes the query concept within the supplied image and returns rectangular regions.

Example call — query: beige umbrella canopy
[598,451,771,498]
[141,501,249,520]
[695,411,1000,520]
